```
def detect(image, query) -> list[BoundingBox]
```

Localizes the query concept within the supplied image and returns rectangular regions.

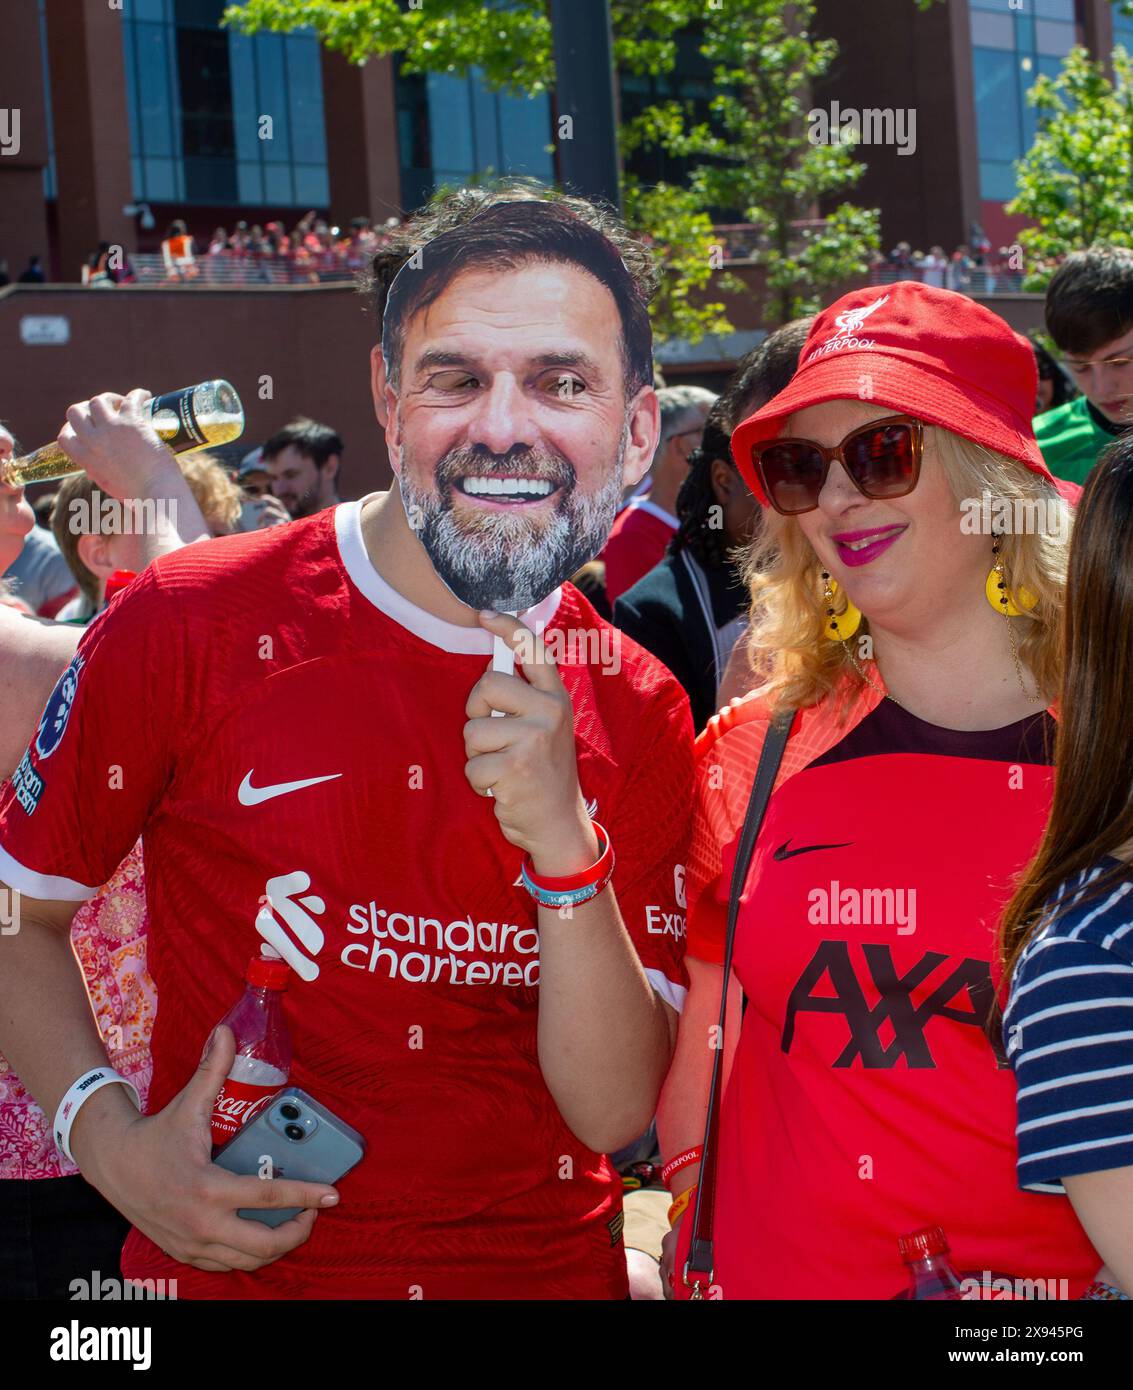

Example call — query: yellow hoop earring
[821,570,862,641]
[987,535,1038,617]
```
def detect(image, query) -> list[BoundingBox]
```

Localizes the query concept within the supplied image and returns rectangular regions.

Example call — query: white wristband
[54,1066,141,1163]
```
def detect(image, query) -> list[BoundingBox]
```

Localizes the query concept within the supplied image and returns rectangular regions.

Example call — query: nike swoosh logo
[773,838,853,860]
[238,770,343,806]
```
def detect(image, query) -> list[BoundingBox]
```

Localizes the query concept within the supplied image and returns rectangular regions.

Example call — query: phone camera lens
[284,1123,304,1141]
[279,1103,300,1121]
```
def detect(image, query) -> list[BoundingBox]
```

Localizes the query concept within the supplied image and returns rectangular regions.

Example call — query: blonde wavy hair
[737,427,1070,715]
[179,452,243,535]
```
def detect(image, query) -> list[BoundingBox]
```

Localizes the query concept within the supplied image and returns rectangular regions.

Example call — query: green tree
[225,0,881,336]
[1006,45,1133,287]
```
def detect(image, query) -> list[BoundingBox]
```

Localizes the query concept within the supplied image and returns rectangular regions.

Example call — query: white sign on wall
[20,315,70,346]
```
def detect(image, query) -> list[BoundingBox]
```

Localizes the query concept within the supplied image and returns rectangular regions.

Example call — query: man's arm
[0,604,80,779]
[0,887,340,1271]
[464,612,690,1154]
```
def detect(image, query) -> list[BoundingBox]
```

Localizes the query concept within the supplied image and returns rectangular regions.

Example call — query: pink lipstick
[831,524,907,568]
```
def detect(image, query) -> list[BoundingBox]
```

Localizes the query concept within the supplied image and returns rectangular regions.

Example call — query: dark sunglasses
[751,414,924,516]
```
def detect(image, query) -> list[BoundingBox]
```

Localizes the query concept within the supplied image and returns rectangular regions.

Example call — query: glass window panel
[1033,0,1073,19]
[1037,55,1065,81]
[143,157,176,200]
[131,157,142,200]
[1014,13,1035,52]
[174,0,227,25]
[970,12,1015,50]
[177,26,234,160]
[293,164,328,208]
[973,48,1022,160]
[1035,20,1074,56]
[497,92,553,177]
[426,73,475,177]
[237,160,263,204]
[134,0,170,19]
[470,72,501,171]
[228,33,260,161]
[122,21,141,158]
[286,36,328,165]
[263,162,293,205]
[254,35,291,163]
[183,156,237,204]
[979,160,1020,203]
[134,22,175,157]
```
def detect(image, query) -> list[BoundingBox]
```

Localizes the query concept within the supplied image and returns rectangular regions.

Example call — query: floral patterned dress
[0,840,154,1179]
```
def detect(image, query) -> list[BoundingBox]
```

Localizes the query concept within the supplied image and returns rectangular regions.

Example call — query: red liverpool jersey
[0,498,693,1300]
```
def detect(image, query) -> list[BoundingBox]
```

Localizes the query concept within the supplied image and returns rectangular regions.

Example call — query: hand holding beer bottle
[2,379,244,489]
[6,389,217,556]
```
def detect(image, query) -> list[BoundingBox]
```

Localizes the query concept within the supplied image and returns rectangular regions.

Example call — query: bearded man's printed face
[387,259,649,610]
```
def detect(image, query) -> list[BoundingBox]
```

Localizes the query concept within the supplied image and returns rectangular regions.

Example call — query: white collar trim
[334,496,563,654]
[626,496,679,529]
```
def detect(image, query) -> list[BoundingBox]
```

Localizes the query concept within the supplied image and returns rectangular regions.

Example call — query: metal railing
[868,264,1027,294]
[89,253,359,287]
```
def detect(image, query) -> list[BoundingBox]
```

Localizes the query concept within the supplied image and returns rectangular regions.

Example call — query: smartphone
[212,1088,366,1227]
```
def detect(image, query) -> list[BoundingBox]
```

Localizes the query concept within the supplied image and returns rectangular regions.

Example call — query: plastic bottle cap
[898,1226,949,1262]
[246,954,290,989]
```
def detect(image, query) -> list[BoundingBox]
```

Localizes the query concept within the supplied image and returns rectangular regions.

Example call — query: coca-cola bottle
[892,1226,1028,1301]
[210,945,292,1151]
[893,1227,967,1300]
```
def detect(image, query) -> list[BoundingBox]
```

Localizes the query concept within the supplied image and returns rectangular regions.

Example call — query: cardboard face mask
[382,201,654,613]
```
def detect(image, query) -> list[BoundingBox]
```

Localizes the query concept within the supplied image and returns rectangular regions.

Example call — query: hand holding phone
[212,1089,366,1227]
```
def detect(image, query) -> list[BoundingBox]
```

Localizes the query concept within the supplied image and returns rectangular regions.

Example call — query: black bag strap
[682,708,793,1298]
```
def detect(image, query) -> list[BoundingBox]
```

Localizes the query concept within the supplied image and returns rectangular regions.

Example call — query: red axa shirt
[603,498,678,605]
[0,498,693,1300]
[677,683,1097,1300]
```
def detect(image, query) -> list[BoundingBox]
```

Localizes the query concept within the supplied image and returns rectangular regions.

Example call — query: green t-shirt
[1034,395,1125,485]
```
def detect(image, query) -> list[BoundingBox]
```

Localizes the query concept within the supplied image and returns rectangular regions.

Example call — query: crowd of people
[1,180,1132,1305]
[870,238,1027,293]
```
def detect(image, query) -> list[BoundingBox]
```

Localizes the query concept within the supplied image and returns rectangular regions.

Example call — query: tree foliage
[225,0,881,335]
[1007,45,1133,288]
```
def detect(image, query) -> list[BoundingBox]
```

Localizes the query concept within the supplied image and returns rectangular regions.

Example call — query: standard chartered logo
[254,876,543,987]
[343,902,541,986]
[255,870,326,981]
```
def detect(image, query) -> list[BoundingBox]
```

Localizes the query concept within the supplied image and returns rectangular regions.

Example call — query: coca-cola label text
[210,1078,280,1149]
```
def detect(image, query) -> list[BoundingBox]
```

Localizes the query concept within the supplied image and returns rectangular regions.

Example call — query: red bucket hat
[731,281,1058,507]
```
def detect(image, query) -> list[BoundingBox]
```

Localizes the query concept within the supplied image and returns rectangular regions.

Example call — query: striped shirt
[1004,861,1133,1194]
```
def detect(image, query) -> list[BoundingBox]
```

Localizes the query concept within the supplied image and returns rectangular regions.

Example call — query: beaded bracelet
[1081,1280,1129,1300]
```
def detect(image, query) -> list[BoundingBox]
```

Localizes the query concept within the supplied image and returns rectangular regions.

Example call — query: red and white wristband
[661,1146,703,1187]
[54,1066,140,1163]
[520,822,615,909]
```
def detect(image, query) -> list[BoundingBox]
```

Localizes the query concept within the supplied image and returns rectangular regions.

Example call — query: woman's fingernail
[320,1193,340,1207]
